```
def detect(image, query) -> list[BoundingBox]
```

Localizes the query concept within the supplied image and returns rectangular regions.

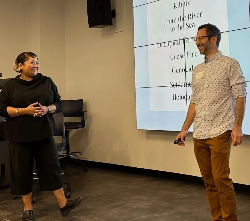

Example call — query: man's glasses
[194,36,214,42]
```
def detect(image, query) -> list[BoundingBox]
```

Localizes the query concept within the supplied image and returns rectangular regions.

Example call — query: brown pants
[193,131,237,221]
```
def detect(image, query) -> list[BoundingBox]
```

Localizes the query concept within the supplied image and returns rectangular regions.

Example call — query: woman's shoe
[22,210,34,221]
[60,197,82,216]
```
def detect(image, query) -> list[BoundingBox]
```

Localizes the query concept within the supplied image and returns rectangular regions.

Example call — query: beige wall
[0,0,66,97]
[0,0,35,76]
[1,0,250,185]
[39,0,66,98]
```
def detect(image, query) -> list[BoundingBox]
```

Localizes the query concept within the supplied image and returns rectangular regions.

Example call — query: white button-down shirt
[191,52,246,139]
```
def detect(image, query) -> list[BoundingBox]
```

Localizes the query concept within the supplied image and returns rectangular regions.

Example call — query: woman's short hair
[13,52,38,73]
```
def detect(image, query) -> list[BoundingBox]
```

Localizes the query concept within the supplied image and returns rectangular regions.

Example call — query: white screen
[134,0,250,134]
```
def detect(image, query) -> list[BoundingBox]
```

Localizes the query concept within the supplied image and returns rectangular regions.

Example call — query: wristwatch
[47,106,52,114]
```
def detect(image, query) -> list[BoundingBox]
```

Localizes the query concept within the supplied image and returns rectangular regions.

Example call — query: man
[176,24,246,221]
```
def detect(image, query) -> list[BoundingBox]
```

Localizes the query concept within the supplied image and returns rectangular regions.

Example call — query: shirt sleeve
[50,78,62,112]
[0,82,11,117]
[229,59,247,98]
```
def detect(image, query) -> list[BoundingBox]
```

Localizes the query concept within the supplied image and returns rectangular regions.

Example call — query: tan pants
[193,131,237,221]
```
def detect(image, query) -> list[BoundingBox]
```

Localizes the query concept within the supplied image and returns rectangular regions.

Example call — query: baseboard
[78,160,250,194]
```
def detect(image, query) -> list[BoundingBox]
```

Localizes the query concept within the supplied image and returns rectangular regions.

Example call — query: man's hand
[175,130,188,146]
[231,125,243,146]
[175,102,195,146]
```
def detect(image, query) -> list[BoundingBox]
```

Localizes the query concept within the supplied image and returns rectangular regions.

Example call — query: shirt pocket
[207,74,230,99]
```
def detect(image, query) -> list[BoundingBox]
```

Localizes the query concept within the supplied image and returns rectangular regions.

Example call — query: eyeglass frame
[193,35,214,42]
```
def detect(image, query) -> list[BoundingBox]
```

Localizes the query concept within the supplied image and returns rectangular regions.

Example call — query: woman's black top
[0,73,62,142]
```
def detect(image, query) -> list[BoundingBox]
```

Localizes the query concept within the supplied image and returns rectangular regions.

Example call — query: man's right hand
[175,130,187,146]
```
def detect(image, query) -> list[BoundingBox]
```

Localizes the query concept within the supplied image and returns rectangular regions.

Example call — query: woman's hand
[38,103,49,116]
[32,103,50,117]
[25,102,44,117]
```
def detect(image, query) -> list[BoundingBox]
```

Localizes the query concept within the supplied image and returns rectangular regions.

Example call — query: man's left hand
[231,126,243,146]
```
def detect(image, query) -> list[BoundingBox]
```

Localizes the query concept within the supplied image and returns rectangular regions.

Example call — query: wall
[39,0,66,98]
[0,0,66,97]
[64,0,250,185]
[0,0,35,77]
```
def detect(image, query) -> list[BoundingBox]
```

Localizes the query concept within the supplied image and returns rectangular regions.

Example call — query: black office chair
[0,118,7,187]
[0,78,11,90]
[53,112,66,149]
[60,99,88,171]
[0,118,6,142]
[53,112,71,199]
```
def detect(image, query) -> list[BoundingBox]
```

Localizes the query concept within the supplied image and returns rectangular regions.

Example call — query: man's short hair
[198,23,221,47]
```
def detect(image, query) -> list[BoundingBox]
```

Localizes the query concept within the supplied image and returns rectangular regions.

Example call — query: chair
[0,78,11,90]
[53,112,67,152]
[60,99,88,171]
[53,112,71,199]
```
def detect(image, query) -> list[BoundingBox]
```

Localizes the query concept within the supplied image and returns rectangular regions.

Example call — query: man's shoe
[22,210,34,221]
[60,197,82,216]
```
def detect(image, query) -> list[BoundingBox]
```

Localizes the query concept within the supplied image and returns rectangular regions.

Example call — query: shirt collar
[204,51,222,63]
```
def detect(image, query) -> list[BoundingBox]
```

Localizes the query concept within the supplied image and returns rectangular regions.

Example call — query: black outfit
[0,73,63,195]
[0,73,61,142]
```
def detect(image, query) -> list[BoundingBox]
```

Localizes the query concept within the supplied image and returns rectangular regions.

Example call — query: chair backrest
[53,112,65,136]
[0,78,11,90]
[61,99,83,117]
[0,121,5,141]
[53,112,66,151]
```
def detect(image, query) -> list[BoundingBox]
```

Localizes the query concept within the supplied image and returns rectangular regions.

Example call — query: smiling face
[19,56,39,79]
[195,28,218,58]
[195,28,212,55]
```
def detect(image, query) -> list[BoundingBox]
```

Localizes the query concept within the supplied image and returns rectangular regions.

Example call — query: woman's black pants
[9,137,63,195]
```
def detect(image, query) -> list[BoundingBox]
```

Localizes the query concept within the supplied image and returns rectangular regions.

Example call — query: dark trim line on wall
[81,160,250,195]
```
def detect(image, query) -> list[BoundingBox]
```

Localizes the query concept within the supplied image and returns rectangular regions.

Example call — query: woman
[0,52,82,221]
